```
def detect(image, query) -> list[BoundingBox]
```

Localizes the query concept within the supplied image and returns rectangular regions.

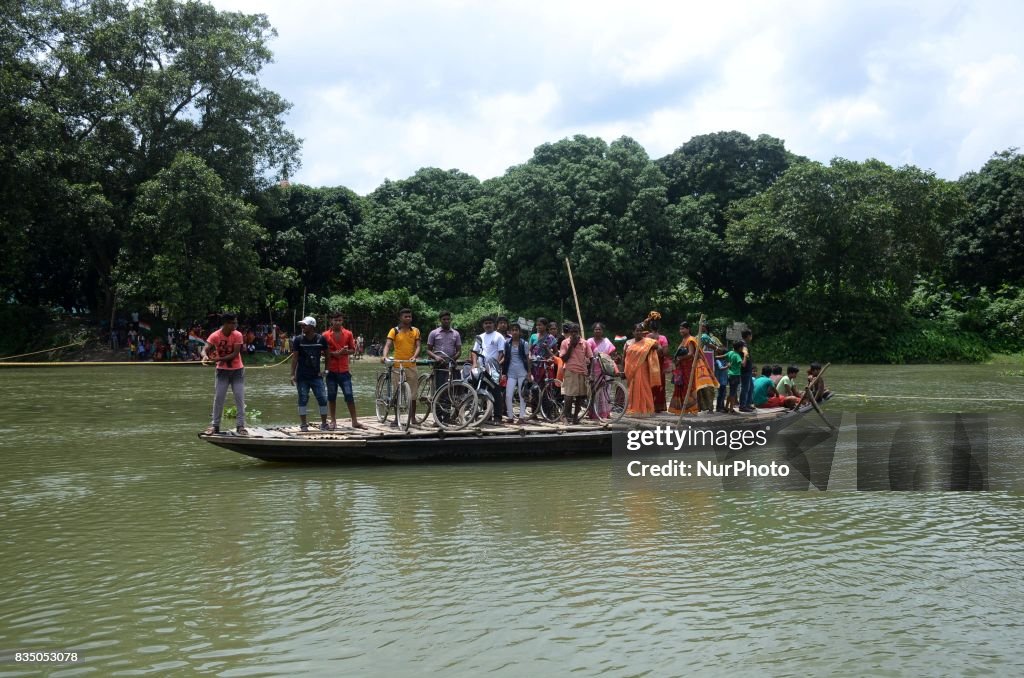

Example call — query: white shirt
[474,331,504,364]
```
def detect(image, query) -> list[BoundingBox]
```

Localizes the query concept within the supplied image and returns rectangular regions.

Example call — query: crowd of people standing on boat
[199,308,831,436]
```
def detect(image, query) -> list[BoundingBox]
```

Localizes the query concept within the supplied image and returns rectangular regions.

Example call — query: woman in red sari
[669,321,718,415]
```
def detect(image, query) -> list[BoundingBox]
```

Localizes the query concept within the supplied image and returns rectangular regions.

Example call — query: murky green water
[1,362,1023,675]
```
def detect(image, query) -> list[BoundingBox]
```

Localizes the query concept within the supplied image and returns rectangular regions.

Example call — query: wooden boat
[198,404,823,463]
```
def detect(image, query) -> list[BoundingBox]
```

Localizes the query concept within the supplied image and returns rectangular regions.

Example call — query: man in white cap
[290,316,330,431]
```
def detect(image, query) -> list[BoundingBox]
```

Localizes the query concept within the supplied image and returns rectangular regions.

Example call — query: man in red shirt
[325,311,365,430]
[202,312,247,435]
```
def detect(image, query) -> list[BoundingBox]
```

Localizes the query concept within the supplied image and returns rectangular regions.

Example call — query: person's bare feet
[351,421,367,429]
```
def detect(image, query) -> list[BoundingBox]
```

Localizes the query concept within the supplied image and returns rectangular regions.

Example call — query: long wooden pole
[564,257,586,340]
[796,362,834,429]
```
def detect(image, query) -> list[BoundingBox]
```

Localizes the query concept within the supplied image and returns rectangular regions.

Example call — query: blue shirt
[292,333,328,379]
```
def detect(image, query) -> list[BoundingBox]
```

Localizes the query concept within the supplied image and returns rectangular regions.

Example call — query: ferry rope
[0,339,88,361]
[0,354,292,368]
[836,392,1024,403]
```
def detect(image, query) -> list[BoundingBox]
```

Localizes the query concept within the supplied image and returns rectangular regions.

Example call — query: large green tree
[348,168,491,302]
[487,135,677,324]
[946,149,1024,290]
[116,152,287,320]
[0,0,300,316]
[727,158,959,330]
[657,131,797,304]
[256,184,364,306]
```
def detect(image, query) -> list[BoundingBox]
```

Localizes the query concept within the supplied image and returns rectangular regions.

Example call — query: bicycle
[414,352,461,425]
[431,353,502,430]
[538,357,628,424]
[375,358,416,431]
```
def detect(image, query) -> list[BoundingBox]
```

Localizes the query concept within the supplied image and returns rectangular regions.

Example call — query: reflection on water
[1,364,1023,675]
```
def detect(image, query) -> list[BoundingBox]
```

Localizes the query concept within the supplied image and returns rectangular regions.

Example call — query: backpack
[598,352,618,377]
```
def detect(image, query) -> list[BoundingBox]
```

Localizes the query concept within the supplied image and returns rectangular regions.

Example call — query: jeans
[715,366,729,409]
[212,368,245,428]
[505,370,528,419]
[433,366,451,392]
[740,372,754,408]
[296,376,328,416]
[326,371,354,403]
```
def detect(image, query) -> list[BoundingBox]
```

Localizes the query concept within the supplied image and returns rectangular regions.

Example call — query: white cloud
[209,0,1024,191]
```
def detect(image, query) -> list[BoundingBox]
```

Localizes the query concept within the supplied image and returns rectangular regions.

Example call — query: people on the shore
[203,312,247,435]
[325,312,364,431]
[291,316,330,432]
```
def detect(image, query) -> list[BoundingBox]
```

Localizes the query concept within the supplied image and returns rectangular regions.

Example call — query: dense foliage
[3,1,1022,362]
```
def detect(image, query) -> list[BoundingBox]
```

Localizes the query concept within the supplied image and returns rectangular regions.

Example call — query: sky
[210,0,1024,195]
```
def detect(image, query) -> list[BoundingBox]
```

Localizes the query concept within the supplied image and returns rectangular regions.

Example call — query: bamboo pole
[564,257,586,340]
[796,362,834,429]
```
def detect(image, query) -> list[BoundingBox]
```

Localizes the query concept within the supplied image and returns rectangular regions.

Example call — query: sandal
[236,426,248,436]
[300,424,309,432]
[203,425,219,435]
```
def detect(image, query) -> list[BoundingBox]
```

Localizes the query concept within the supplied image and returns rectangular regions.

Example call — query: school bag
[598,353,618,377]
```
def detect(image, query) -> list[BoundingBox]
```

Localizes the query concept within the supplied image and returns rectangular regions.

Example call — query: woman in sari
[624,323,663,417]
[643,311,670,412]
[669,322,719,415]
[586,322,618,419]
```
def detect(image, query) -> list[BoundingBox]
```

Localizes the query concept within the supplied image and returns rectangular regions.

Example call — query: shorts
[326,371,354,403]
[561,371,588,397]
[728,375,740,399]
[759,395,786,408]
[393,364,417,381]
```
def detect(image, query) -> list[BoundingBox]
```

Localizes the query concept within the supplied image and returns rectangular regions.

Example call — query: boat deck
[199,408,797,463]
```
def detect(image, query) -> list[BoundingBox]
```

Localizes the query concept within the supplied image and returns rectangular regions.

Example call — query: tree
[116,152,289,320]
[947,149,1024,290]
[348,168,491,302]
[726,158,957,332]
[256,184,364,305]
[1,0,300,316]
[657,131,797,303]
[487,135,677,324]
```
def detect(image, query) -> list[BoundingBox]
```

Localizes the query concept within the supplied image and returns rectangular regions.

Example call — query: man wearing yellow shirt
[381,308,422,423]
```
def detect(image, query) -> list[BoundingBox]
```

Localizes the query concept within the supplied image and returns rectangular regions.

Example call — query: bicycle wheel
[431,381,477,431]
[473,393,494,426]
[594,378,628,423]
[539,379,564,422]
[375,373,390,423]
[394,380,412,431]
[414,372,433,425]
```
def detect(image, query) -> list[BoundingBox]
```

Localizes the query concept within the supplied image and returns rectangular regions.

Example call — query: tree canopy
[3,1,1023,362]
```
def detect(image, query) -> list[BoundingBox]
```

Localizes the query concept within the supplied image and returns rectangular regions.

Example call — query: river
[1,362,1022,676]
